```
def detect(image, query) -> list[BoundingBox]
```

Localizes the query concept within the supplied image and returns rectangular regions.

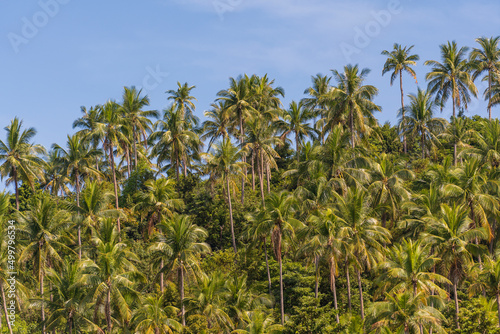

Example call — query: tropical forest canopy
[0,37,500,333]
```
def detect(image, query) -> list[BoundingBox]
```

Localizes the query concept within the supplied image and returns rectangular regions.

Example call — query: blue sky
[0,0,499,164]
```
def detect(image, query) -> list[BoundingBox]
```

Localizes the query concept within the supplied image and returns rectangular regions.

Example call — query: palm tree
[0,117,45,210]
[43,150,70,197]
[203,138,245,254]
[83,218,143,333]
[277,100,316,162]
[135,178,184,237]
[157,214,210,326]
[120,86,158,169]
[382,44,420,153]
[150,106,201,181]
[462,118,500,168]
[422,203,488,329]
[232,310,283,334]
[201,100,231,150]
[133,294,182,334]
[334,187,391,320]
[400,88,447,159]
[469,255,500,327]
[53,134,101,259]
[17,195,73,334]
[166,82,197,125]
[263,191,303,325]
[302,74,332,143]
[470,36,500,120]
[439,116,476,165]
[330,64,380,148]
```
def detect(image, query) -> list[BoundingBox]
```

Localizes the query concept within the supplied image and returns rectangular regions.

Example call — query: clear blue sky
[0,0,499,171]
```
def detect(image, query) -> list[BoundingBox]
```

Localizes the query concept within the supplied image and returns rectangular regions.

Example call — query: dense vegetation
[1,37,500,333]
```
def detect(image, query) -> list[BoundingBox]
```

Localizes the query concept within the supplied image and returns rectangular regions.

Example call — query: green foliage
[283,296,340,333]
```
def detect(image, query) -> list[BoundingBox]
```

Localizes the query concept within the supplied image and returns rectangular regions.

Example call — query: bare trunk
[314,255,319,299]
[14,170,19,211]
[356,267,364,320]
[421,132,425,159]
[453,94,457,161]
[350,108,355,149]
[264,238,272,294]
[109,144,121,238]
[0,284,13,334]
[133,127,138,169]
[279,250,285,326]
[496,292,500,327]
[227,176,237,254]
[160,259,164,293]
[41,271,45,334]
[295,130,300,163]
[180,261,185,326]
[489,72,492,121]
[453,280,460,329]
[240,114,246,205]
[251,153,255,191]
[400,70,407,154]
[346,257,352,310]
[266,162,271,193]
[76,172,82,260]
[258,150,265,205]
[330,260,339,323]
[183,156,187,177]
[106,284,112,333]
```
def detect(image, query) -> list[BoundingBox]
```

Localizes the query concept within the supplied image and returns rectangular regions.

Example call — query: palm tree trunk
[41,271,45,334]
[13,170,19,211]
[160,259,164,293]
[76,172,82,260]
[68,316,73,334]
[314,255,319,299]
[349,109,355,149]
[266,162,271,193]
[453,279,460,329]
[133,127,138,169]
[295,130,300,163]
[258,150,265,205]
[183,156,188,177]
[356,267,364,320]
[108,144,121,237]
[279,249,285,326]
[227,176,237,254]
[496,292,500,327]
[240,114,246,205]
[0,283,14,334]
[179,261,185,326]
[106,284,112,333]
[488,71,492,121]
[452,96,457,161]
[330,260,339,323]
[400,70,407,154]
[346,256,352,310]
[264,238,272,294]
[421,132,425,159]
[126,147,131,177]
[251,153,255,191]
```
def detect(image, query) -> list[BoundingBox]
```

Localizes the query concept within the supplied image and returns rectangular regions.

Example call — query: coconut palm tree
[470,36,500,120]
[382,44,420,153]
[330,64,380,148]
[276,100,316,162]
[83,218,143,333]
[203,138,245,254]
[262,191,303,325]
[0,117,46,210]
[157,214,210,326]
[166,82,198,125]
[120,86,158,169]
[132,294,182,334]
[399,88,448,159]
[53,134,101,259]
[422,203,488,329]
[334,187,391,320]
[461,118,500,168]
[201,100,231,150]
[17,195,73,334]
[43,149,70,197]
[232,310,283,334]
[439,116,476,165]
[469,255,500,327]
[302,74,332,143]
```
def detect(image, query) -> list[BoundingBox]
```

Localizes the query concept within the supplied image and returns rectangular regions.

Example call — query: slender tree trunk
[453,280,460,329]
[240,114,246,205]
[179,261,185,326]
[295,131,300,163]
[227,176,237,254]
[314,255,319,299]
[489,72,492,121]
[346,256,352,310]
[349,108,355,149]
[266,162,271,193]
[496,292,500,327]
[41,270,45,334]
[109,144,121,237]
[133,127,138,169]
[330,260,339,323]
[106,284,112,333]
[453,96,457,161]
[279,249,285,326]
[160,259,164,293]
[356,267,364,320]
[258,150,265,205]
[400,70,407,154]
[421,132,425,159]
[183,156,187,177]
[68,317,73,334]
[0,283,14,334]
[13,171,19,211]
[251,153,255,191]
[264,238,272,294]
[76,172,82,260]
[175,153,180,183]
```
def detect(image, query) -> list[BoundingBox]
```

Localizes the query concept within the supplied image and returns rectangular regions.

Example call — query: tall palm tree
[331,64,380,148]
[382,44,420,153]
[53,134,101,259]
[43,149,70,197]
[334,187,391,320]
[203,138,245,254]
[120,86,158,169]
[422,203,488,329]
[150,106,201,181]
[400,88,448,159]
[157,214,210,326]
[132,294,182,334]
[17,195,73,334]
[201,100,231,150]
[302,74,332,143]
[83,218,143,333]
[262,191,303,325]
[0,117,45,210]
[469,255,500,327]
[439,116,476,165]
[470,36,500,120]
[462,119,500,168]
[166,82,197,125]
[277,100,316,162]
